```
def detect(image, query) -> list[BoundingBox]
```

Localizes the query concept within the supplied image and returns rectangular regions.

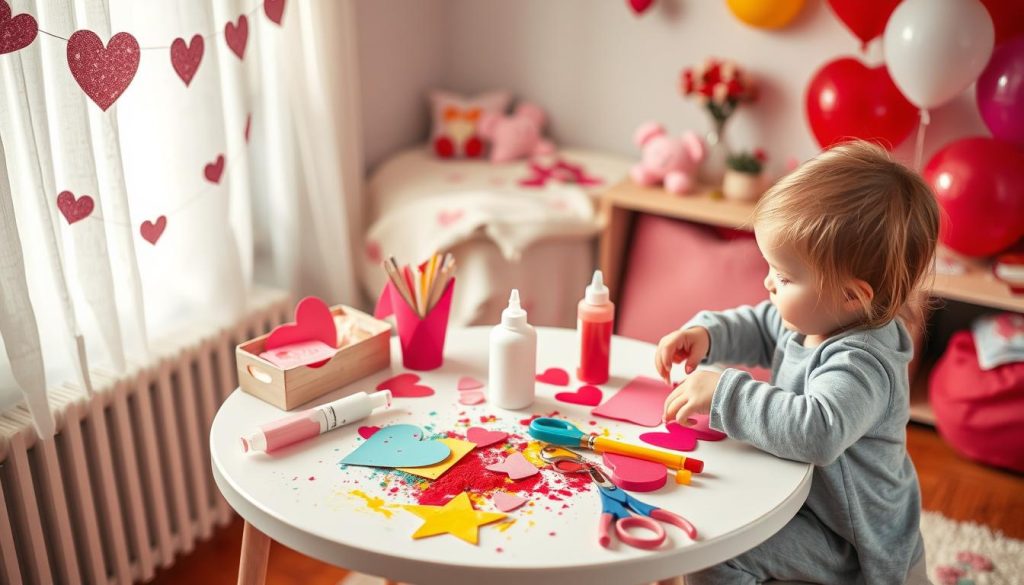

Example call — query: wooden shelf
[600,179,756,231]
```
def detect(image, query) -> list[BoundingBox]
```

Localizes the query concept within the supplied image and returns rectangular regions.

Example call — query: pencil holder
[374,278,455,371]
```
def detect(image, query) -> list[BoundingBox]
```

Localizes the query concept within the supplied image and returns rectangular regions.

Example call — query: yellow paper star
[403,492,507,544]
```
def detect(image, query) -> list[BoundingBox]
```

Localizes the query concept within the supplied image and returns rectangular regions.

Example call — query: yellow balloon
[726,0,805,29]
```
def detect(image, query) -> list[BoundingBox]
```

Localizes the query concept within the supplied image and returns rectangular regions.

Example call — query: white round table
[212,327,812,585]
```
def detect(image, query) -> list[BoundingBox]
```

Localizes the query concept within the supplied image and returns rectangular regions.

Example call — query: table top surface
[212,327,812,585]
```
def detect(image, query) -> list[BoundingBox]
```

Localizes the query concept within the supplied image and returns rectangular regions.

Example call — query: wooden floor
[151,424,1024,584]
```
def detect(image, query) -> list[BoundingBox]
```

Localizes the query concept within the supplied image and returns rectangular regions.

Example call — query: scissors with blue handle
[540,445,698,549]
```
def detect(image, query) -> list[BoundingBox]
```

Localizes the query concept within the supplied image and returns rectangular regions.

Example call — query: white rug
[921,511,1024,584]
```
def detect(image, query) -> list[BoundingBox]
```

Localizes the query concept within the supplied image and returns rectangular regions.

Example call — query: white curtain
[0,0,363,439]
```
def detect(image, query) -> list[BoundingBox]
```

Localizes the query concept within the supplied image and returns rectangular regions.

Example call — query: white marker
[241,391,392,453]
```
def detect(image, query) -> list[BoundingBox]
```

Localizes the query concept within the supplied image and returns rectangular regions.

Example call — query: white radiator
[0,288,292,585]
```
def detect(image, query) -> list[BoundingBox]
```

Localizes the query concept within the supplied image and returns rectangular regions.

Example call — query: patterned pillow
[428,90,511,159]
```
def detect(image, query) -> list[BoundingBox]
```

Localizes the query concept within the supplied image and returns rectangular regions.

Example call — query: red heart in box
[265,297,336,368]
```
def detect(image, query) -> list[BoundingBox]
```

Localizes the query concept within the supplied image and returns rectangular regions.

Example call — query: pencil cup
[374,278,455,371]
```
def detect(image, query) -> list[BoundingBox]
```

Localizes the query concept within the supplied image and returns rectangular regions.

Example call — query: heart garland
[224,15,248,60]
[170,35,203,86]
[66,30,140,112]
[56,191,94,225]
[0,1,37,55]
[140,216,167,245]
[264,0,286,25]
[204,155,225,184]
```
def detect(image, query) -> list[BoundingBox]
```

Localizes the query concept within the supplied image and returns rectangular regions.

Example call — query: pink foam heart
[140,216,167,245]
[67,30,140,111]
[487,452,538,481]
[376,373,435,398]
[224,15,248,60]
[555,385,603,407]
[357,426,380,440]
[492,492,527,512]
[265,297,337,367]
[466,427,507,448]
[458,390,485,405]
[56,191,94,225]
[457,376,484,391]
[170,35,203,86]
[640,422,698,452]
[437,209,464,227]
[602,452,666,492]
[687,414,727,441]
[264,0,286,25]
[535,367,570,386]
[0,2,37,55]
[204,154,225,184]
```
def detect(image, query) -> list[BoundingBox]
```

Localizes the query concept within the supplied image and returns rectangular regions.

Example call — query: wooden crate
[235,305,392,410]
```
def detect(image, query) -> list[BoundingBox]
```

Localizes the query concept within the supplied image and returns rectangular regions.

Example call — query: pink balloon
[977,36,1024,147]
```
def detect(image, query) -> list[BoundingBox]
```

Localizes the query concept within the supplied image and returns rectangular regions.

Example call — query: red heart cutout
[264,297,337,366]
[264,0,286,25]
[535,367,570,386]
[376,373,435,398]
[640,422,698,452]
[56,191,94,225]
[628,0,655,15]
[224,15,248,60]
[204,154,225,184]
[602,452,666,492]
[0,1,37,55]
[555,385,603,407]
[170,34,203,86]
[140,216,167,245]
[67,30,139,111]
[466,427,508,448]
[357,426,380,440]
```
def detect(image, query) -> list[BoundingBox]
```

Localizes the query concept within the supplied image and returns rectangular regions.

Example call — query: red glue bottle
[577,270,614,384]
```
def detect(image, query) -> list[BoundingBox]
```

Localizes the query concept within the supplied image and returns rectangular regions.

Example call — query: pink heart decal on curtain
[0,1,37,55]
[204,154,225,183]
[639,422,698,452]
[264,0,286,25]
[555,385,603,407]
[375,373,435,398]
[140,216,167,245]
[56,191,94,224]
[170,35,203,86]
[67,30,140,111]
[224,15,248,60]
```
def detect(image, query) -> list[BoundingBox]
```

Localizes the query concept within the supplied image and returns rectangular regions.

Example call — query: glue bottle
[577,270,614,385]
[489,289,537,409]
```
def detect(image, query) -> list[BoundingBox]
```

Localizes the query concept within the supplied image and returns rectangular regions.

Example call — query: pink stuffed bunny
[479,102,555,163]
[630,122,705,194]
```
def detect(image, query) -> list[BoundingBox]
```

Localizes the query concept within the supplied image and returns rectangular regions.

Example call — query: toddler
[657,141,938,584]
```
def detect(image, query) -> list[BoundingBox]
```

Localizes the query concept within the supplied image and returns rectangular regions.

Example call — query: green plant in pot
[723,148,767,201]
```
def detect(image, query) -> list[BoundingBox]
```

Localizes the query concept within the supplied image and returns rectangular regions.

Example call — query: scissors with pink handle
[540,445,698,549]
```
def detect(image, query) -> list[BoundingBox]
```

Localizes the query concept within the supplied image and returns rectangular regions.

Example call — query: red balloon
[827,0,902,50]
[924,137,1024,258]
[805,57,918,150]
[980,0,1024,46]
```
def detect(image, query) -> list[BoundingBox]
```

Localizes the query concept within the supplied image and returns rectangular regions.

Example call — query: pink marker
[242,391,392,453]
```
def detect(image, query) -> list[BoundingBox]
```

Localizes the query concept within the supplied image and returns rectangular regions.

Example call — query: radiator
[0,287,292,585]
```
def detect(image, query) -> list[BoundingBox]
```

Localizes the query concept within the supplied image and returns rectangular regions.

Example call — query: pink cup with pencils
[374,253,456,371]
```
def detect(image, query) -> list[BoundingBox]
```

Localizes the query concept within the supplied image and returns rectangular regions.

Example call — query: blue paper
[341,424,451,468]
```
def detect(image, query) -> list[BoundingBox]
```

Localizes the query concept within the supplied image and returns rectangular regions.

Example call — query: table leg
[237,521,271,585]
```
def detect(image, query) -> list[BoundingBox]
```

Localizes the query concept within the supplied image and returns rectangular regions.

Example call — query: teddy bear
[630,122,705,194]
[478,102,555,163]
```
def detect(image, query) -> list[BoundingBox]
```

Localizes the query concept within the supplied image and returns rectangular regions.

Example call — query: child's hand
[655,327,711,385]
[663,370,722,425]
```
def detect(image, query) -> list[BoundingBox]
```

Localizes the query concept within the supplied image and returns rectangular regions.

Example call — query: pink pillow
[429,90,511,159]
[478,102,555,163]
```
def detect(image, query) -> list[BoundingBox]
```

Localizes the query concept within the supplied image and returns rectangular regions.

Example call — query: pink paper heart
[492,492,527,512]
[170,35,203,86]
[535,367,570,386]
[640,422,698,452]
[0,1,37,55]
[555,385,603,407]
[224,15,248,60]
[204,154,225,183]
[466,427,507,448]
[67,30,140,111]
[265,297,337,367]
[458,390,486,405]
[264,0,286,25]
[628,0,655,15]
[602,452,666,492]
[140,216,167,245]
[56,191,94,225]
[457,376,484,391]
[357,426,380,440]
[437,209,464,227]
[686,414,727,441]
[487,452,538,480]
[376,373,435,398]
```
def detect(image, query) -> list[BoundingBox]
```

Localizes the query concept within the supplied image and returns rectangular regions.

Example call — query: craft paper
[592,376,674,427]
[486,452,538,480]
[357,426,380,440]
[375,373,435,398]
[265,296,337,352]
[686,414,727,441]
[492,492,528,512]
[555,385,603,407]
[458,390,485,405]
[341,424,450,468]
[398,438,475,480]
[640,422,698,452]
[466,427,507,448]
[602,452,667,492]
[403,492,507,544]
[535,367,570,386]
[457,376,484,391]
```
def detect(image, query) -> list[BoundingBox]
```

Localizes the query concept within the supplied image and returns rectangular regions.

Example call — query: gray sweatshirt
[686,301,924,585]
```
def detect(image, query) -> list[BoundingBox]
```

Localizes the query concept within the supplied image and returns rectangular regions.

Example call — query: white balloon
[883,0,994,110]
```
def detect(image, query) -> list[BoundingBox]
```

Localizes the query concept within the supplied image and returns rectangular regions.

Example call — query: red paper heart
[555,385,603,407]
[170,34,203,86]
[357,426,380,440]
[224,15,248,60]
[0,1,37,55]
[140,216,167,245]
[458,390,486,405]
[639,422,698,452]
[437,209,464,227]
[204,154,225,184]
[56,191,94,225]
[535,367,570,386]
[376,373,435,398]
[67,30,139,111]
[628,0,655,15]
[264,0,286,25]
[466,427,508,448]
[265,297,337,364]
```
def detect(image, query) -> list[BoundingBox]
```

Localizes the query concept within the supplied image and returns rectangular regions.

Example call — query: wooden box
[235,305,392,410]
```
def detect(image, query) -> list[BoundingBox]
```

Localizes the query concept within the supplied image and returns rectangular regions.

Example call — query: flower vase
[722,169,763,201]
[700,119,730,187]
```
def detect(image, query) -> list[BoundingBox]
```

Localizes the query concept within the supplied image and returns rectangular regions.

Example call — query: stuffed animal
[630,122,705,194]
[478,102,555,163]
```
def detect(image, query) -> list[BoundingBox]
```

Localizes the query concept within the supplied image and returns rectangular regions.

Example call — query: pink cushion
[428,90,510,159]
[618,215,770,381]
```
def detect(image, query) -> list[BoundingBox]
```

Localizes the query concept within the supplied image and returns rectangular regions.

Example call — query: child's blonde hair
[753,140,939,330]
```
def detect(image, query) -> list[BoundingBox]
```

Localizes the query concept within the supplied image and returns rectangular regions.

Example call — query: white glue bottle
[489,289,537,409]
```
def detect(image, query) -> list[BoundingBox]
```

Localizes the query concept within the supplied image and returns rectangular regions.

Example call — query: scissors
[540,445,698,549]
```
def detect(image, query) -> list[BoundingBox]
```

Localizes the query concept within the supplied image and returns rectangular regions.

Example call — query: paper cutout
[224,15,248,59]
[640,422,698,452]
[67,30,139,111]
[398,438,475,479]
[592,376,674,427]
[258,340,336,369]
[204,154,225,184]
[458,390,485,405]
[376,373,435,398]
[535,367,570,386]
[687,414,727,441]
[555,385,603,407]
[602,452,667,492]
[0,1,37,55]
[264,0,286,25]
[486,452,539,480]
[357,426,380,440]
[265,297,337,362]
[466,427,507,448]
[457,376,484,391]
[403,492,506,544]
[56,191,94,225]
[492,492,527,512]
[341,424,451,468]
[140,216,167,245]
[375,278,455,371]
[170,35,203,86]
